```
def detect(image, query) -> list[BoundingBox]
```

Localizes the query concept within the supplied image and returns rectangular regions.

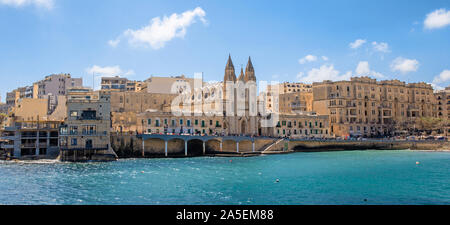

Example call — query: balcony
[82,131,97,135]
[77,116,102,121]
[1,144,14,149]
[60,144,109,151]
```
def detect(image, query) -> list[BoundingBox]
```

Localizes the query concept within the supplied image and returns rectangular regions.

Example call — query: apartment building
[272,112,330,138]
[35,73,82,98]
[312,76,437,137]
[267,82,313,94]
[435,87,450,135]
[262,82,313,113]
[0,96,66,158]
[137,110,226,136]
[100,76,146,92]
[5,73,82,107]
[59,88,116,161]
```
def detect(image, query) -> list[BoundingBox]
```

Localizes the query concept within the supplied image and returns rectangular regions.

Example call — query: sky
[0,0,449,101]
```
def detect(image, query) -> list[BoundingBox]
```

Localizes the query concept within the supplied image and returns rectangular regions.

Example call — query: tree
[415,117,445,134]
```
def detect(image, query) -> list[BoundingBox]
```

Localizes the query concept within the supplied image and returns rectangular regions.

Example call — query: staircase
[262,139,285,153]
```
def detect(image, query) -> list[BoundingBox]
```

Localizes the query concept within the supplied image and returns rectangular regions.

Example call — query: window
[180,119,183,125]
[148,119,152,125]
[69,126,78,135]
[82,125,96,135]
[81,110,97,120]
[71,138,77,146]
[70,111,78,117]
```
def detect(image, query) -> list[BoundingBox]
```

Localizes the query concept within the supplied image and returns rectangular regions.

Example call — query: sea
[0,150,449,205]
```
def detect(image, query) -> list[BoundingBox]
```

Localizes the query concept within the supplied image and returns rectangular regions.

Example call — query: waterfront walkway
[137,134,275,157]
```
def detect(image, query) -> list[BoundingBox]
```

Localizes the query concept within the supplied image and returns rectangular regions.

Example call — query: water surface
[0,150,449,205]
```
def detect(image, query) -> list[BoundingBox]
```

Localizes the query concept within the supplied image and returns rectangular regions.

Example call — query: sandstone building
[312,77,437,137]
[0,96,66,158]
[6,73,82,109]
[59,88,117,161]
[101,76,147,92]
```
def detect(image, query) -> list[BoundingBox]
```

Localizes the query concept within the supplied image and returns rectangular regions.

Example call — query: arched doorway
[241,120,247,134]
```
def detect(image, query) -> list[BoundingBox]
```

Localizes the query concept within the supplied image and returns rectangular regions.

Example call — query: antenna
[92,72,95,90]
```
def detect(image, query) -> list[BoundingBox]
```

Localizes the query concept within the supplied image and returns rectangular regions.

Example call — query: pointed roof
[238,67,245,81]
[245,56,254,72]
[224,54,236,82]
[244,56,256,82]
[226,54,234,69]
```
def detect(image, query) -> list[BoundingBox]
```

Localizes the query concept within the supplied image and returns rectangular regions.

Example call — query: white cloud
[108,39,120,48]
[432,70,450,85]
[85,65,134,77]
[390,57,419,74]
[299,55,318,64]
[349,39,366,49]
[430,83,444,91]
[0,0,53,9]
[424,8,450,30]
[297,64,353,83]
[110,7,207,49]
[372,42,390,53]
[322,56,329,61]
[355,61,385,79]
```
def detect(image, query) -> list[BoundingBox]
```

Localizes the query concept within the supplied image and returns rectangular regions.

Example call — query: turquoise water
[0,150,449,205]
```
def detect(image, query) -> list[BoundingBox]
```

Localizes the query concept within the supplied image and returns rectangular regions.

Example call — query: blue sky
[0,0,449,101]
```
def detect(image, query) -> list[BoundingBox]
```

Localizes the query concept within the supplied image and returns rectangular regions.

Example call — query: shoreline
[3,148,450,164]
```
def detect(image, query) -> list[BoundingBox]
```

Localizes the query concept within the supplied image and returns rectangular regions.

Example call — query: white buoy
[416,161,420,165]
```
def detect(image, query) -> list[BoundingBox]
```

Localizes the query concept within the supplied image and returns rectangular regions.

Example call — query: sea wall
[111,133,450,158]
[111,133,274,157]
[289,140,450,152]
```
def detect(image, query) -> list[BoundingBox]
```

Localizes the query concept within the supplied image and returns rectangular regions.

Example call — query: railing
[60,131,107,136]
[82,131,97,135]
[76,117,102,121]
[60,144,109,151]
[21,143,36,148]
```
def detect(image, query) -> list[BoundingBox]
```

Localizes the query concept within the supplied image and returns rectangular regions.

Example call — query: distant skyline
[1,0,450,101]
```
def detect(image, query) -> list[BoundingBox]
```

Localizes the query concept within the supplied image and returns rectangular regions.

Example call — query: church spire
[224,54,236,82]
[238,67,245,81]
[244,56,256,82]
